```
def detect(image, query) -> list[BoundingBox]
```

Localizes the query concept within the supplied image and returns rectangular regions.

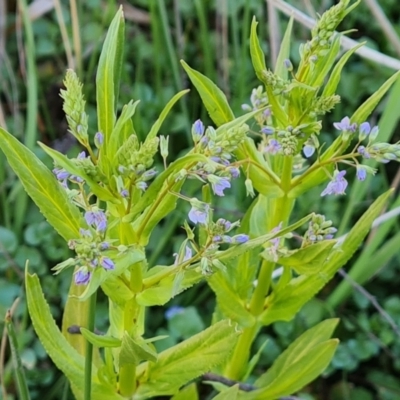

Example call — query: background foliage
[1,0,400,399]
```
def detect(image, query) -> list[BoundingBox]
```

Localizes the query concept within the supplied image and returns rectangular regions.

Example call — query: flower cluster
[302,214,337,247]
[53,209,115,285]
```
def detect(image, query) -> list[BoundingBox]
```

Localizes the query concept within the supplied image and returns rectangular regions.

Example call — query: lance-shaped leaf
[39,142,116,202]
[322,41,365,97]
[255,319,339,388]
[108,99,140,163]
[181,60,235,126]
[119,333,157,366]
[208,271,256,328]
[240,340,338,399]
[260,189,392,325]
[135,320,239,398]
[147,89,190,140]
[213,385,239,400]
[262,240,336,276]
[26,272,124,400]
[0,127,83,241]
[80,328,122,348]
[274,17,294,80]
[101,274,134,306]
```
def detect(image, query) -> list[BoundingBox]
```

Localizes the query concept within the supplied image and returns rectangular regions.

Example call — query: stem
[84,291,97,400]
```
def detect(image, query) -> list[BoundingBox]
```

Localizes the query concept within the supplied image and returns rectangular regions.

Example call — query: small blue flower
[136,181,148,191]
[333,117,357,132]
[142,169,157,181]
[213,235,222,242]
[232,234,249,244]
[207,175,231,196]
[53,167,70,181]
[188,199,210,224]
[94,132,104,147]
[303,144,315,158]
[77,151,86,159]
[321,170,348,196]
[85,210,107,232]
[356,165,367,181]
[261,126,274,135]
[358,145,371,159]
[192,119,205,142]
[101,257,115,270]
[165,306,185,320]
[79,228,92,238]
[359,122,371,136]
[99,242,110,250]
[228,167,240,179]
[264,139,281,155]
[120,189,129,198]
[74,268,91,285]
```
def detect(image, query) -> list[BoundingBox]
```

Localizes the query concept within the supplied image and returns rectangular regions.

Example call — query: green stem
[5,310,30,400]
[84,291,97,400]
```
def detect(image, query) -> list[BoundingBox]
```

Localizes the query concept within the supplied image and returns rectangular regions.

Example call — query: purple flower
[120,189,129,198]
[74,269,91,285]
[188,199,210,224]
[79,228,92,238]
[303,144,315,158]
[209,176,231,196]
[357,146,371,159]
[232,234,249,244]
[213,235,222,242]
[77,151,86,159]
[136,181,148,191]
[217,218,232,231]
[356,165,367,181]
[264,139,281,155]
[228,167,240,179]
[192,119,205,142]
[101,257,115,270]
[321,170,348,196]
[99,242,110,250]
[85,210,107,232]
[94,132,104,146]
[53,167,70,181]
[165,306,185,320]
[142,169,157,181]
[261,126,274,135]
[359,122,371,136]
[333,117,357,132]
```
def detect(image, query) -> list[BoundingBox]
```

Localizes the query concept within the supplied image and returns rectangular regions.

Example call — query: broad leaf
[119,333,157,366]
[0,127,83,241]
[26,272,123,400]
[181,60,235,126]
[208,271,256,327]
[135,320,239,398]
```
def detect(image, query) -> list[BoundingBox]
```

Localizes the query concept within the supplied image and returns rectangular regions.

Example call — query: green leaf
[101,275,134,306]
[39,142,116,202]
[96,7,125,164]
[267,240,336,275]
[260,190,392,325]
[0,127,83,241]
[274,17,294,80]
[135,320,239,398]
[147,89,190,140]
[351,70,400,124]
[255,319,339,388]
[108,100,140,164]
[119,333,157,366]
[208,271,256,327]
[181,60,235,126]
[212,385,239,400]
[26,272,123,400]
[80,328,121,348]
[241,340,338,399]
[322,41,365,97]
[249,17,266,81]
[171,383,199,400]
